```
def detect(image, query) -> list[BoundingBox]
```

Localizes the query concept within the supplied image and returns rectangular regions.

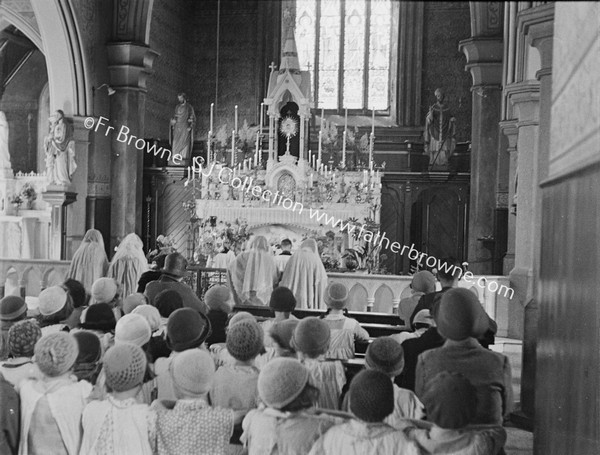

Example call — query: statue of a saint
[44,110,77,185]
[424,88,456,168]
[170,93,196,161]
[0,112,13,170]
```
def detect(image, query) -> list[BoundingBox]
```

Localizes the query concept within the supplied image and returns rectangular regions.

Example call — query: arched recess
[37,83,50,173]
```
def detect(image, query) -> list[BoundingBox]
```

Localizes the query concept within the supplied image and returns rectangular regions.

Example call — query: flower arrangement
[346,127,370,168]
[237,119,260,155]
[9,194,23,205]
[20,183,37,204]
[196,217,252,259]
[322,122,339,160]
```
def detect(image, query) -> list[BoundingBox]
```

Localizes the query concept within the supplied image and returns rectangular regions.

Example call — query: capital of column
[499,119,519,150]
[106,42,159,92]
[506,81,540,125]
[459,37,503,87]
[517,3,554,72]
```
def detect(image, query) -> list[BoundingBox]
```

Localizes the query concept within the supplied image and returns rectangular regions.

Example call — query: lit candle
[342,130,347,165]
[369,132,374,170]
[308,149,312,164]
[318,130,322,162]
[234,105,238,132]
[371,182,374,190]
[210,103,214,132]
[231,130,236,166]
[344,108,348,130]
[312,155,316,168]
[260,102,264,128]
[371,109,375,136]
[207,130,212,165]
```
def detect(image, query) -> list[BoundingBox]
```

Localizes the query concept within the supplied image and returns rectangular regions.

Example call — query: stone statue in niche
[45,110,77,186]
[170,92,196,162]
[424,88,456,169]
[0,112,13,170]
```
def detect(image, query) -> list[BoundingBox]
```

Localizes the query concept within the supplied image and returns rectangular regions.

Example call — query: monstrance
[279,116,298,155]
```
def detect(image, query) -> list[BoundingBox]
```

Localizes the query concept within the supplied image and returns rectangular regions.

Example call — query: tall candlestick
[231,130,236,166]
[308,150,312,164]
[342,130,347,164]
[363,170,367,185]
[369,132,374,170]
[371,109,375,136]
[207,130,212,165]
[344,108,348,130]
[234,105,238,132]
[321,108,325,129]
[318,130,322,162]
[210,103,214,133]
[312,155,316,168]
[260,102,264,128]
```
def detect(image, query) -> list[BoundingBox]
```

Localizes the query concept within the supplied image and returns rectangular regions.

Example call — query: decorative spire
[280,9,300,73]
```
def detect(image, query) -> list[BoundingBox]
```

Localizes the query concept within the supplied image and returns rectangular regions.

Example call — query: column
[42,190,77,260]
[106,42,158,250]
[499,120,518,274]
[459,38,503,275]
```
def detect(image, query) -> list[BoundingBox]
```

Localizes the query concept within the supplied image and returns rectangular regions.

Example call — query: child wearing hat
[122,292,147,315]
[80,343,156,455]
[62,279,89,330]
[398,270,436,326]
[308,370,421,455]
[363,337,425,427]
[269,318,300,358]
[320,282,369,360]
[261,286,298,349]
[91,277,123,322]
[1,295,28,360]
[404,371,507,454]
[292,317,346,410]
[204,285,235,346]
[78,302,116,352]
[0,319,42,386]
[392,309,434,345]
[152,349,234,455]
[210,319,263,424]
[72,331,103,385]
[37,286,74,336]
[18,332,92,455]
[242,357,345,455]
[415,288,513,426]
[154,307,212,400]
[132,304,170,362]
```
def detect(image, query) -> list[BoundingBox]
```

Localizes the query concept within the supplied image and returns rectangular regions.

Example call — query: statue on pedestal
[44,110,77,186]
[424,88,456,168]
[170,93,196,161]
[0,112,13,171]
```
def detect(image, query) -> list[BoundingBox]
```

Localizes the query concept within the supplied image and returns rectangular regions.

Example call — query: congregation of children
[0,230,512,455]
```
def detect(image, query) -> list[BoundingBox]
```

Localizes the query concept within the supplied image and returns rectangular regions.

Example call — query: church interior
[0,1,598,454]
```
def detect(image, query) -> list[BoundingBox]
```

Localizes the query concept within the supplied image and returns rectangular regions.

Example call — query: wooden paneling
[535,165,600,454]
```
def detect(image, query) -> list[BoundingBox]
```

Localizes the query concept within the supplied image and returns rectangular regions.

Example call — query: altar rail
[0,258,522,339]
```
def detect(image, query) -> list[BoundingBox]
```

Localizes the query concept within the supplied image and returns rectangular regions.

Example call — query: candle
[369,132,374,170]
[321,108,325,129]
[318,130,322,162]
[260,102,264,128]
[309,173,313,187]
[371,109,375,136]
[207,130,212,165]
[312,155,316,168]
[308,150,312,164]
[231,130,236,166]
[342,130,347,164]
[234,105,238,132]
[363,170,367,185]
[210,103,214,132]
[344,108,348,130]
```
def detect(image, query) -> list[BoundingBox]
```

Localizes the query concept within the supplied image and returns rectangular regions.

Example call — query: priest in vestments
[280,238,328,309]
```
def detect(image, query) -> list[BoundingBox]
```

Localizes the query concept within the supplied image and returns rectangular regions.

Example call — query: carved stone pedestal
[42,188,77,260]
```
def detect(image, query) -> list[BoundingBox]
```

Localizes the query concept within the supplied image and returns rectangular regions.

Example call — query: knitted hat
[155,289,184,318]
[72,331,102,382]
[167,308,211,352]
[413,309,434,327]
[269,319,300,351]
[91,278,118,304]
[411,271,436,294]
[38,286,68,316]
[436,288,488,341]
[115,314,152,347]
[365,337,405,377]
[291,317,330,358]
[258,358,309,409]
[34,332,79,377]
[421,371,477,429]
[269,287,297,313]
[349,370,394,422]
[228,311,255,327]
[123,293,147,314]
[132,305,162,332]
[8,319,42,357]
[0,295,27,321]
[226,319,264,361]
[170,349,215,397]
[103,343,147,392]
[80,303,116,332]
[323,282,348,310]
[205,285,233,313]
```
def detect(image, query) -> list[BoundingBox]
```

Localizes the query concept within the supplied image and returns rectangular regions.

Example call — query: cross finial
[269,61,277,74]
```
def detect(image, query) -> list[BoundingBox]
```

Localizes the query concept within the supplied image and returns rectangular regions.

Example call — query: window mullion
[338,0,345,112]
[363,0,371,113]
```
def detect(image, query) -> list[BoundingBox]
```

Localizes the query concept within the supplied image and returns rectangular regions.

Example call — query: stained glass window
[295,0,392,111]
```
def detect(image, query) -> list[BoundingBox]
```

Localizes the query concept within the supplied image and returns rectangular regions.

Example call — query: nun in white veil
[107,233,148,298]
[280,238,328,309]
[227,235,278,305]
[67,229,109,291]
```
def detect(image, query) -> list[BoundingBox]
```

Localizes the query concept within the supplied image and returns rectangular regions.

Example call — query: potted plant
[20,183,37,209]
[10,194,23,215]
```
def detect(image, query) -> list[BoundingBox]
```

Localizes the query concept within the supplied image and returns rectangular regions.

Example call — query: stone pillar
[42,189,77,260]
[459,38,503,275]
[106,42,158,250]
[499,120,518,274]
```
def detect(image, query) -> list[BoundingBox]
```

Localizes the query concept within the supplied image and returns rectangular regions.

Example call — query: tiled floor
[505,426,534,455]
